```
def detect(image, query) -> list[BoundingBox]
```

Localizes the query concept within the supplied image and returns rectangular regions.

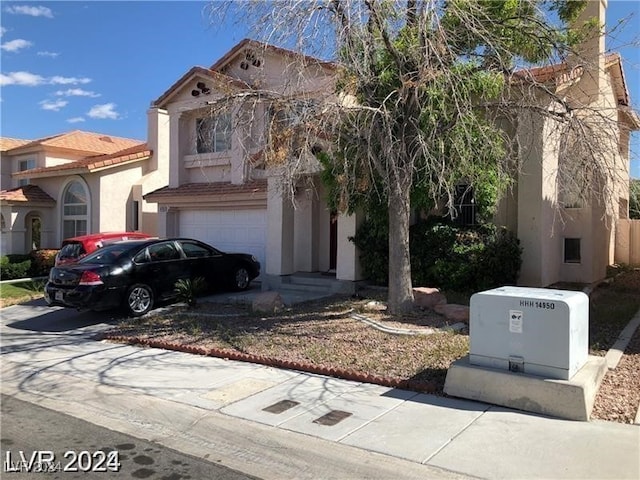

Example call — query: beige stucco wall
[515,111,561,286]
[615,219,640,266]
[99,164,143,232]
[221,48,334,96]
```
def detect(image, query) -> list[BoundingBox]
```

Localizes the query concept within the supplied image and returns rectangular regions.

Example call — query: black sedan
[44,238,260,316]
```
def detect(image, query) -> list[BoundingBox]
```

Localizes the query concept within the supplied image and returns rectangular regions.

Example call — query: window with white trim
[196,113,232,153]
[62,181,88,239]
[18,158,35,187]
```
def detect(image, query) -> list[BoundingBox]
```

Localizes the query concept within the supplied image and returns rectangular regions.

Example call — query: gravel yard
[105,270,640,424]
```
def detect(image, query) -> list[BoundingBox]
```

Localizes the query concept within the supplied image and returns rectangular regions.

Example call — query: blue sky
[1,1,639,177]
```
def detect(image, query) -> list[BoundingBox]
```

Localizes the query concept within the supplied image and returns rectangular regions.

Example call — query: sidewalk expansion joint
[421,405,492,465]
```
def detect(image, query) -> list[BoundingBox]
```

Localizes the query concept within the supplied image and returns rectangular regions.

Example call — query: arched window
[62,181,88,239]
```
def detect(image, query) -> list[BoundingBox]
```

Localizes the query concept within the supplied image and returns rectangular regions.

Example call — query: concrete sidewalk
[1,303,639,479]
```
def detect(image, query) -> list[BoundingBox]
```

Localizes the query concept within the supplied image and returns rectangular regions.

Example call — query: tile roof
[145,180,267,200]
[153,66,250,108]
[512,62,584,86]
[512,53,630,106]
[0,137,30,152]
[13,143,152,178]
[0,184,56,204]
[3,130,143,155]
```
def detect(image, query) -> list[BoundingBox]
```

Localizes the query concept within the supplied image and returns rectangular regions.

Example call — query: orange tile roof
[14,143,152,177]
[0,137,30,152]
[512,62,583,86]
[0,184,56,204]
[512,53,630,106]
[145,180,267,201]
[4,130,143,155]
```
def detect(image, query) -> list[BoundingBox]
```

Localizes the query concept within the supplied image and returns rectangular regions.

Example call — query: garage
[179,209,267,278]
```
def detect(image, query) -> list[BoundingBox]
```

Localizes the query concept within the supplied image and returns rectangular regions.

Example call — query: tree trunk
[387,183,414,314]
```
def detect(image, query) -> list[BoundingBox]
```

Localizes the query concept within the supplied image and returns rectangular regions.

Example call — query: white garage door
[179,209,267,276]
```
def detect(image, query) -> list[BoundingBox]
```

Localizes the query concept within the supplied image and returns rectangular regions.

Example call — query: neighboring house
[495,0,640,285]
[145,0,637,289]
[0,130,167,255]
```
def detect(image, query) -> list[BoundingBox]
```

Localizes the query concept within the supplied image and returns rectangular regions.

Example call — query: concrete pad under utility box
[444,355,607,421]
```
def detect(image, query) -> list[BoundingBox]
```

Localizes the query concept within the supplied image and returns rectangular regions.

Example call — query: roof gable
[153,66,249,108]
[210,38,336,73]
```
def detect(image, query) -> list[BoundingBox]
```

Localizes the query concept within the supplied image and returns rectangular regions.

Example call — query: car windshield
[79,243,137,265]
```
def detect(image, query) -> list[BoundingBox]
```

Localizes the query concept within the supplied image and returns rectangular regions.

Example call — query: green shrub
[0,256,32,280]
[352,217,522,292]
[349,217,389,285]
[174,277,208,308]
[29,249,58,276]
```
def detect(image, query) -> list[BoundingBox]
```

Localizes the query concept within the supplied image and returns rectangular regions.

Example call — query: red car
[55,232,153,266]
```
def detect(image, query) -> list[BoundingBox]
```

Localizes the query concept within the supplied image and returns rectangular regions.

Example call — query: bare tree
[207,0,634,313]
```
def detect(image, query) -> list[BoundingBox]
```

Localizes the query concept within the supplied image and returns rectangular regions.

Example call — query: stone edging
[97,333,438,395]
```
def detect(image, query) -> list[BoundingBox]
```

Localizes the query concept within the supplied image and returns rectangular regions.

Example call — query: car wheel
[126,284,154,317]
[233,267,250,291]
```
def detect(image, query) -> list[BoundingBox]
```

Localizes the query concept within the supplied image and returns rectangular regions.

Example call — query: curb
[603,309,640,370]
[97,333,438,395]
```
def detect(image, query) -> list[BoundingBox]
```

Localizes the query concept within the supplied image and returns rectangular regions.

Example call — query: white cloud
[0,71,45,86]
[40,99,68,111]
[1,39,33,52]
[55,88,100,98]
[0,71,92,87]
[0,27,7,37]
[67,117,85,124]
[88,103,119,120]
[49,75,91,85]
[4,5,53,18]
[37,51,59,58]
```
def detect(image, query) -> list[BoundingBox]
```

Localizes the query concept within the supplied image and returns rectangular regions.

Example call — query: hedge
[352,217,522,292]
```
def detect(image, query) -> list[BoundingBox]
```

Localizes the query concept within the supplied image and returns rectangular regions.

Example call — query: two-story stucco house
[0,130,167,255]
[495,0,640,286]
[144,39,362,290]
[145,0,637,291]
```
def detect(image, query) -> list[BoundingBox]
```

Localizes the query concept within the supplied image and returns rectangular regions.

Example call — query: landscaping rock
[434,303,470,323]
[413,287,447,308]
[252,291,284,313]
[363,300,387,312]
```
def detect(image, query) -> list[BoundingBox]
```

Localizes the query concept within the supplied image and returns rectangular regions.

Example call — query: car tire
[125,284,154,317]
[233,267,250,291]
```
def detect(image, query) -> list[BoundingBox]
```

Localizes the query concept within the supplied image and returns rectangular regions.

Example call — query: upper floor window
[18,158,35,187]
[268,100,317,131]
[196,113,231,153]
